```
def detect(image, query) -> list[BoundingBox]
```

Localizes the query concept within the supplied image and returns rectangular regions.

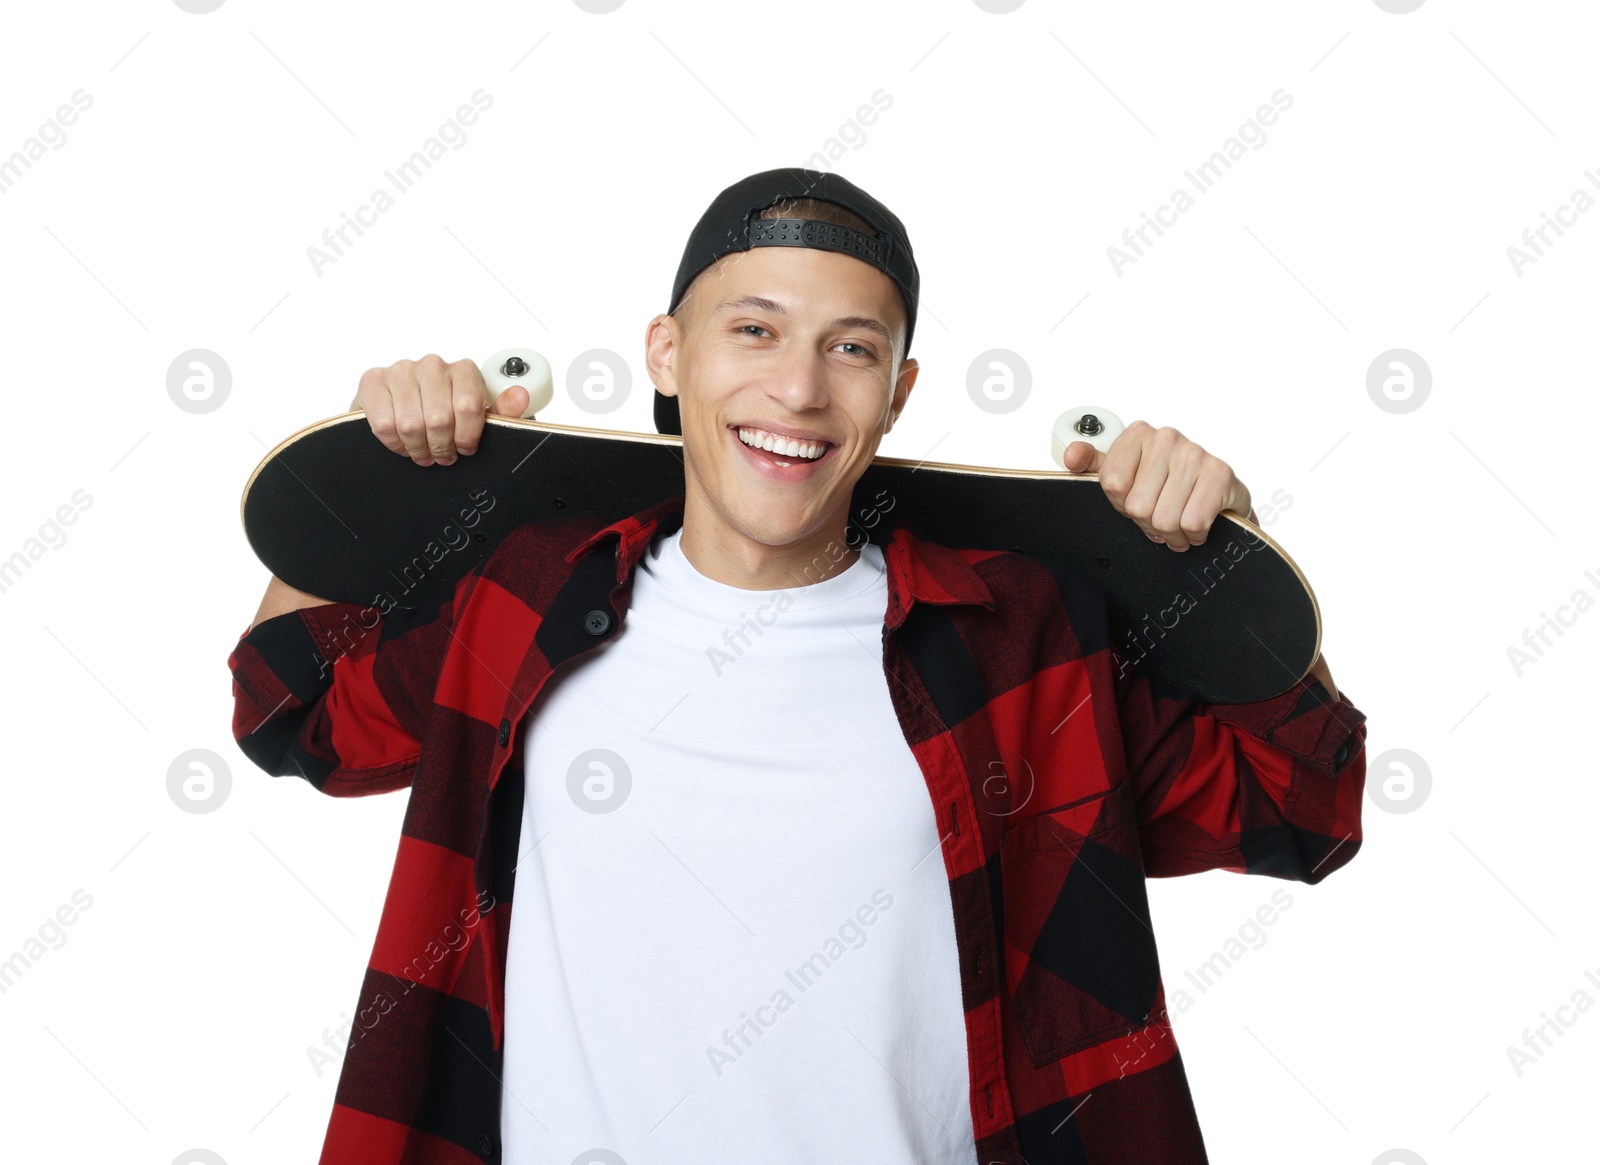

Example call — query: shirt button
[583,609,612,636]
[1333,741,1350,768]
[498,719,510,747]
[477,1130,494,1154]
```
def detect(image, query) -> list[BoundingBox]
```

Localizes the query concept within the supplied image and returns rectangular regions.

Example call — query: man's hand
[1060,420,1253,552]
[351,354,530,466]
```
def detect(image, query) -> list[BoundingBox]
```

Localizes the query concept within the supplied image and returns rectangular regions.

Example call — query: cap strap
[747,217,891,268]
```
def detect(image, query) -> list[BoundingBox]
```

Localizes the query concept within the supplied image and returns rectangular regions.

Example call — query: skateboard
[240,351,1321,704]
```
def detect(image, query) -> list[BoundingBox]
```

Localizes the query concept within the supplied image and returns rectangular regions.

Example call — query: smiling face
[644,228,919,589]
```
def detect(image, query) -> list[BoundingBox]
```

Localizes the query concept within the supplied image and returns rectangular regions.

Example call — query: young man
[229,168,1368,1165]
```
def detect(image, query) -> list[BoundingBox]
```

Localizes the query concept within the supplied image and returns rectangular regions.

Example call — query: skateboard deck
[240,413,1320,704]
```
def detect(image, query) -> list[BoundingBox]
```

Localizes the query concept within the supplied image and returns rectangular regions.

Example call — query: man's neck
[676,497,861,591]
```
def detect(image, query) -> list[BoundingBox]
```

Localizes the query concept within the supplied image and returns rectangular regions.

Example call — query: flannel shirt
[227,492,1368,1165]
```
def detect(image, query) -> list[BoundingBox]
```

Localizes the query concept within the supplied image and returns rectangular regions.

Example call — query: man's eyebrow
[712,295,893,342]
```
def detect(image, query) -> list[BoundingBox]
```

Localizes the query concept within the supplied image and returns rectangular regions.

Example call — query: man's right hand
[352,354,531,466]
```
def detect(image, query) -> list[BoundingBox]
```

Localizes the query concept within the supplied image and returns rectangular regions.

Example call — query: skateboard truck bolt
[502,356,529,378]
[1074,414,1103,436]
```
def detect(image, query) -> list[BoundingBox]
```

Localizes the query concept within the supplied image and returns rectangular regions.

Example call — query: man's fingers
[415,355,459,464]
[450,359,491,457]
[1062,440,1102,474]
[358,355,511,465]
[388,362,434,464]
[1097,421,1149,519]
[488,384,530,419]
[1149,462,1204,550]
[1178,459,1240,549]
[356,367,407,456]
[1123,458,1171,543]
[1083,420,1248,554]
[1120,425,1182,531]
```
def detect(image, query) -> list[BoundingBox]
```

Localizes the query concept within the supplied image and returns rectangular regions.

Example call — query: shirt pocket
[998,789,1162,1067]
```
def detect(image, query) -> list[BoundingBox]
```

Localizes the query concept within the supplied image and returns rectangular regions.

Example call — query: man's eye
[732,327,870,357]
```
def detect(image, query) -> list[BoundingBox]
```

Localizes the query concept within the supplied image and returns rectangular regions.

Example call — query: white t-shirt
[499,527,976,1164]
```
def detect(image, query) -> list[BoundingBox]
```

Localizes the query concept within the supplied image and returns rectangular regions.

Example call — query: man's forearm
[1308,651,1336,699]
[251,575,335,631]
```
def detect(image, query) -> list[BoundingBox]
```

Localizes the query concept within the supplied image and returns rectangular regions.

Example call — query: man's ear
[884,356,919,434]
[644,312,679,398]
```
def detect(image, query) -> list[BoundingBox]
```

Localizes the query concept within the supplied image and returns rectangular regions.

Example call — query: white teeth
[737,427,825,461]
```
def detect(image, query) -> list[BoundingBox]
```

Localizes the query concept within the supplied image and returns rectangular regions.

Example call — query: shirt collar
[565,493,997,629]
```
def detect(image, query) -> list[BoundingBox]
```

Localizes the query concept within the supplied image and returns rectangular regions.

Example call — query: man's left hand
[1061,421,1253,553]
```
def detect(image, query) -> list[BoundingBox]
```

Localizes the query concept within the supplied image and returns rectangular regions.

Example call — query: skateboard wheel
[1052,406,1124,465]
[481,349,555,418]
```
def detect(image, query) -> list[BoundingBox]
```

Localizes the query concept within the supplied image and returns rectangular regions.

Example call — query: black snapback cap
[655,167,919,436]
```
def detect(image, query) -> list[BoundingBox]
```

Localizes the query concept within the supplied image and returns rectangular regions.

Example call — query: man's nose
[762,340,832,411]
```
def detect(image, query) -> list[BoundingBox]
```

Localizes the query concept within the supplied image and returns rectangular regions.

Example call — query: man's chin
[727,512,813,549]
[704,497,825,550]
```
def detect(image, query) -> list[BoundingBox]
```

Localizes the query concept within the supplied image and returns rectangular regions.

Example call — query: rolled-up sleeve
[1116,665,1368,884]
[227,577,470,796]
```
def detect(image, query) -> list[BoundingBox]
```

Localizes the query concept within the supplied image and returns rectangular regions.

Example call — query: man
[229,168,1368,1164]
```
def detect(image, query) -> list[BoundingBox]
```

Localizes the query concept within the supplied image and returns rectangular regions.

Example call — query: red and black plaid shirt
[227,492,1368,1164]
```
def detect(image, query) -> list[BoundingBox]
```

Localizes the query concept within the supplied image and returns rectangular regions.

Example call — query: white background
[1,1,1596,1162]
